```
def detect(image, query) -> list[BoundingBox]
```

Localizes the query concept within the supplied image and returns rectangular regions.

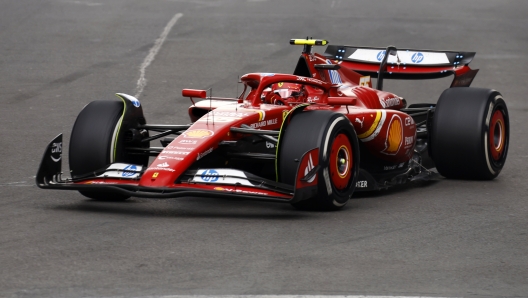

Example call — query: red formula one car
[36,39,509,210]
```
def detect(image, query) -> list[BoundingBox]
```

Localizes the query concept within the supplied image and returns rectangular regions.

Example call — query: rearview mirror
[182,89,207,99]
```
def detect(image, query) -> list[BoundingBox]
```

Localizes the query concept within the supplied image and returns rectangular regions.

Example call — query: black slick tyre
[278,110,359,211]
[69,100,147,201]
[430,87,509,180]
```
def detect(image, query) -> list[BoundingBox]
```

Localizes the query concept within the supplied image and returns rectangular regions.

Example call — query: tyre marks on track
[135,13,183,98]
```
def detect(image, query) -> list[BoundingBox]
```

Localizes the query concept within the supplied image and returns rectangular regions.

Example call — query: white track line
[120,295,459,298]
[135,13,183,98]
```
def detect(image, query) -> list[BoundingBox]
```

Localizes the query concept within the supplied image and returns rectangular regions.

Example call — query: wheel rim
[489,109,506,161]
[329,133,353,190]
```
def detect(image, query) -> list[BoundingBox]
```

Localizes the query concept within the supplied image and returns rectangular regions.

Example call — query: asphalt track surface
[1,0,527,297]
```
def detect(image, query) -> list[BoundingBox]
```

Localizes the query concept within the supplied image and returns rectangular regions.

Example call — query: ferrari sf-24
[36,39,509,210]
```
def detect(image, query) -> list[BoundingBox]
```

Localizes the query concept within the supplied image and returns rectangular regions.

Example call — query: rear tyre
[430,87,509,180]
[278,110,359,211]
[69,100,147,201]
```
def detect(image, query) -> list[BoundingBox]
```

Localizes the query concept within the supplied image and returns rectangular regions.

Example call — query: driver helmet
[265,82,305,105]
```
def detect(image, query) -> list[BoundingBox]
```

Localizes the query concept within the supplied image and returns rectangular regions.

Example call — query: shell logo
[382,115,403,155]
[183,129,214,138]
[214,187,224,191]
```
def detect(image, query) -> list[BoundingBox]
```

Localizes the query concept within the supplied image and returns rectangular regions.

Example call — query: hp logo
[376,50,386,61]
[411,52,424,63]
[122,165,137,177]
[200,169,219,182]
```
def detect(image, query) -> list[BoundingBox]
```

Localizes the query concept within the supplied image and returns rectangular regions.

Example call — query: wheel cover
[489,109,506,161]
[329,133,353,190]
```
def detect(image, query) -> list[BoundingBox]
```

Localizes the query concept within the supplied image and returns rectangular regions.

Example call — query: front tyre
[278,110,360,211]
[69,98,148,201]
[430,87,509,180]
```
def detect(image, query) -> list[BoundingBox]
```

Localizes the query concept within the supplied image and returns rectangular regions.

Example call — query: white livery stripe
[361,110,387,142]
[349,49,450,65]
[98,163,142,179]
[191,169,254,186]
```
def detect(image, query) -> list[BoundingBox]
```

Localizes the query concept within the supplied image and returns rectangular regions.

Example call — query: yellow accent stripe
[357,111,381,139]
[290,39,328,46]
[113,94,127,162]
[257,111,265,121]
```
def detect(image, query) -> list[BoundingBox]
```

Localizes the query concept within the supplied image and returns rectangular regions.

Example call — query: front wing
[36,134,317,204]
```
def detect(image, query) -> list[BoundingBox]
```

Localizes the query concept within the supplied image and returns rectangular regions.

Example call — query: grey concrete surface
[0,0,527,297]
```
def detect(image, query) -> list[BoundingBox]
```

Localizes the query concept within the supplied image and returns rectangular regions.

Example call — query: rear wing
[324,45,479,89]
